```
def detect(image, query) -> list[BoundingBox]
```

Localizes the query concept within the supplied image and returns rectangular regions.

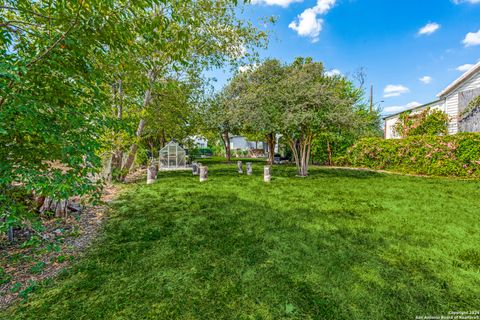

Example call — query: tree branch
[26,0,84,68]
[0,1,84,109]
[1,20,44,28]
[0,5,53,20]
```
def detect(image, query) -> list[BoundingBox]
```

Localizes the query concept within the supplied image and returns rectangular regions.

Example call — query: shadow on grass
[154,163,386,180]
[305,167,385,179]
[4,183,470,320]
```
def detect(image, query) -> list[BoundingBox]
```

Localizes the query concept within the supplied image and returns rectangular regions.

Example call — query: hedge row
[336,133,480,177]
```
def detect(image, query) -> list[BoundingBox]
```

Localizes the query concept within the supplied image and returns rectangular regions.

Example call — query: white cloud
[383,84,410,98]
[456,64,474,72]
[419,76,432,84]
[251,0,303,7]
[325,69,342,77]
[452,0,480,4]
[384,102,421,114]
[238,64,258,73]
[289,0,336,42]
[418,23,441,36]
[463,29,480,47]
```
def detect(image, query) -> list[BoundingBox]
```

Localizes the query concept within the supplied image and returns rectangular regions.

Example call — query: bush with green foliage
[189,148,213,159]
[393,108,449,138]
[336,133,480,177]
[311,108,383,166]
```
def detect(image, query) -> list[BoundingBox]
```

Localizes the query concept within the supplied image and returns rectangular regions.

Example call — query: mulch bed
[0,184,121,310]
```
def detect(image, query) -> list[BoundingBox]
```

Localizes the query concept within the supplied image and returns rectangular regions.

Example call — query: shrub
[336,133,480,177]
[393,108,449,138]
[188,148,213,160]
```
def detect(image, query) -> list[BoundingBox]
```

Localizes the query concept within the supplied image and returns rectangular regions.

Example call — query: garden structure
[158,141,188,170]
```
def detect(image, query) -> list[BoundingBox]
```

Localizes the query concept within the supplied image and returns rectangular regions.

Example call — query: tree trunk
[327,140,333,166]
[298,135,313,177]
[266,133,276,165]
[110,78,124,176]
[111,150,123,172]
[288,135,312,177]
[101,154,113,182]
[221,132,231,163]
[39,197,53,213]
[299,141,307,177]
[120,70,155,180]
[116,78,123,119]
[55,200,68,218]
[160,129,166,148]
[288,138,300,172]
[40,198,68,217]
[121,118,146,179]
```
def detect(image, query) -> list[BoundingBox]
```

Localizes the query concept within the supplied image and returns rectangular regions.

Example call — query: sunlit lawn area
[3,159,480,319]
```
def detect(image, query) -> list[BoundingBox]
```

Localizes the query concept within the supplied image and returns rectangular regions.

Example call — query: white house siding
[430,100,446,112]
[229,136,265,150]
[445,94,459,134]
[385,117,400,139]
[384,66,480,138]
[442,71,480,134]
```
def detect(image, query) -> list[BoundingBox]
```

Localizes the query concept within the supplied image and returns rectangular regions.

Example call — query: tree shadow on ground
[6,187,472,320]
[306,167,385,179]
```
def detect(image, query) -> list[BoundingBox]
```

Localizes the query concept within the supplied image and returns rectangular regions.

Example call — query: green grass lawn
[2,160,480,319]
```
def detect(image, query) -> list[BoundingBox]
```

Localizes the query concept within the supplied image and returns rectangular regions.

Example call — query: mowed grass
[2,159,480,319]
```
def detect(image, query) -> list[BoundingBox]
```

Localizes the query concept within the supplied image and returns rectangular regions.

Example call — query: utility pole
[370,85,373,113]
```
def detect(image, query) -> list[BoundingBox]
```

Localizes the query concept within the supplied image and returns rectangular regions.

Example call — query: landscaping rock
[246,162,253,175]
[192,162,199,175]
[147,165,157,184]
[199,166,208,182]
[237,161,243,174]
[264,166,271,182]
[67,202,83,213]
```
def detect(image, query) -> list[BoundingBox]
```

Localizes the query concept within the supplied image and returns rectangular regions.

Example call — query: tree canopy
[211,57,378,175]
[0,0,267,233]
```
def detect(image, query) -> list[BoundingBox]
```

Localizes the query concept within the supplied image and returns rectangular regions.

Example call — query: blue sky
[211,0,480,116]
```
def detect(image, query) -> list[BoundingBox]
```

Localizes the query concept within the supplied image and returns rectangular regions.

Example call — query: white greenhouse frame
[159,141,187,170]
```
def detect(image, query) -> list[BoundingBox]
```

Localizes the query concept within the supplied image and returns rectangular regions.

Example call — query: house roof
[437,60,480,98]
[383,99,442,120]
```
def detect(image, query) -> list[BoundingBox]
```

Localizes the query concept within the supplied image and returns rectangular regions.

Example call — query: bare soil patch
[0,184,122,309]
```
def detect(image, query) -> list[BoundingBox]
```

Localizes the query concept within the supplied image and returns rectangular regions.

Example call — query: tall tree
[202,91,241,162]
[233,59,285,164]
[141,77,200,158]
[116,0,267,177]
[0,0,149,220]
[0,0,267,230]
[280,58,362,177]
